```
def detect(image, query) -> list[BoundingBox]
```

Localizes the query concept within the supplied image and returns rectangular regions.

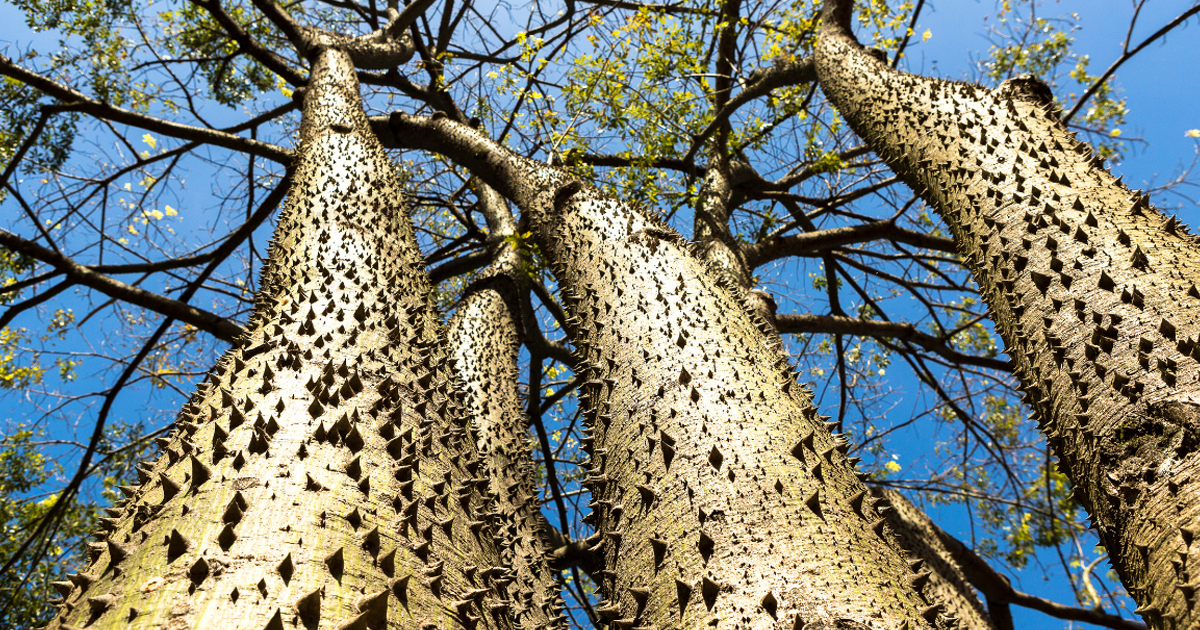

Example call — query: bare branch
[776,313,1010,372]
[0,108,50,190]
[577,0,717,16]
[932,518,1147,630]
[744,219,958,268]
[192,0,308,86]
[0,55,292,164]
[684,56,817,165]
[1063,4,1200,124]
[0,230,245,343]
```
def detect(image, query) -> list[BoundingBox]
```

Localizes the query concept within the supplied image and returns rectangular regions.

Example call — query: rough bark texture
[47,48,510,630]
[694,154,780,339]
[871,489,996,630]
[695,97,1002,630]
[390,111,948,630]
[446,184,569,630]
[693,0,777,335]
[817,3,1200,627]
[691,48,995,629]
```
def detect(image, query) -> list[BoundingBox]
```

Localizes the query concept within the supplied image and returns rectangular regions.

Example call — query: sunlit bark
[391,111,946,630]
[47,48,510,630]
[817,1,1200,626]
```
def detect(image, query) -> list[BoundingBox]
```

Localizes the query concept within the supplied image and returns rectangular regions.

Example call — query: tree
[445,178,569,630]
[815,0,1200,626]
[390,110,950,627]
[40,22,522,627]
[0,0,1195,628]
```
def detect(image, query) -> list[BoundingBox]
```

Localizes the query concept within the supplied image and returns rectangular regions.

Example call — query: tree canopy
[1,0,1198,627]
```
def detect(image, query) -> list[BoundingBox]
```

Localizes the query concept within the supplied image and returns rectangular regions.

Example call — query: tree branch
[776,313,1010,372]
[249,0,423,69]
[0,108,50,191]
[192,0,308,86]
[890,0,926,69]
[577,0,717,16]
[428,249,489,284]
[0,172,289,344]
[0,230,245,343]
[744,219,958,268]
[541,517,602,578]
[684,56,817,166]
[0,55,292,164]
[933,520,1147,630]
[1063,4,1200,124]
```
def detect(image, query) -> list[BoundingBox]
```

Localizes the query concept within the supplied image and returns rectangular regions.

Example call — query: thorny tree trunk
[694,39,998,626]
[47,48,511,630]
[693,145,1001,630]
[446,182,568,630]
[695,132,998,630]
[870,489,996,630]
[817,1,1200,627]
[694,153,997,629]
[389,112,948,630]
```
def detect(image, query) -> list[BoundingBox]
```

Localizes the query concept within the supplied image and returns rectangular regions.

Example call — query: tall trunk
[390,112,945,630]
[694,153,780,340]
[694,66,997,628]
[446,183,567,630]
[816,1,1200,626]
[871,488,997,630]
[48,48,508,630]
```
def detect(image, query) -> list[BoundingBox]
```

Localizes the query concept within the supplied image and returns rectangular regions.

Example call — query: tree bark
[871,488,996,630]
[390,111,946,630]
[446,182,568,630]
[816,1,1200,626]
[690,35,1004,626]
[47,48,509,630]
[694,111,996,630]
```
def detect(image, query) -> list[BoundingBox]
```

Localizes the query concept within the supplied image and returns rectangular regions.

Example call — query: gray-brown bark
[693,96,997,629]
[46,48,510,630]
[816,1,1200,627]
[871,488,996,630]
[446,182,568,630]
[691,35,1011,628]
[390,111,947,630]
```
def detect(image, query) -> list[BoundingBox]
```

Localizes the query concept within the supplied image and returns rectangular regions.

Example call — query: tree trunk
[446,183,568,630]
[871,488,996,630]
[816,2,1200,626]
[390,111,945,630]
[693,66,997,630]
[694,127,996,630]
[48,48,509,630]
[694,152,781,342]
